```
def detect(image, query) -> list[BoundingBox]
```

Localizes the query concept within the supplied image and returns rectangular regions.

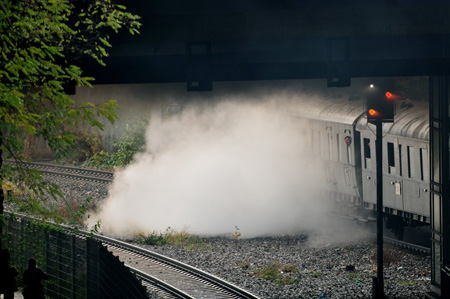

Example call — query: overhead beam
[86,34,450,84]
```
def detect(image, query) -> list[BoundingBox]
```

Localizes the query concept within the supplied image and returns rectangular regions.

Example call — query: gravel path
[51,176,431,299]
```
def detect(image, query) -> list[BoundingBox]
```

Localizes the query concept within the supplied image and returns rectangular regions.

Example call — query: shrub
[109,118,148,166]
[56,128,105,165]
[83,117,148,168]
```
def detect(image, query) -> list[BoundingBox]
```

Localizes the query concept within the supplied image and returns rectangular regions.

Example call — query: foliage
[255,262,300,285]
[0,0,141,240]
[137,230,169,246]
[83,117,148,168]
[109,118,148,166]
[56,128,105,164]
[136,227,210,250]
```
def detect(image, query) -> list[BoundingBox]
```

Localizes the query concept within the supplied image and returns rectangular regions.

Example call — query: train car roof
[356,101,429,141]
[292,94,365,125]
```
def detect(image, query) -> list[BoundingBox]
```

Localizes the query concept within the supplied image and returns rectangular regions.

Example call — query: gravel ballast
[52,176,431,299]
[136,232,431,299]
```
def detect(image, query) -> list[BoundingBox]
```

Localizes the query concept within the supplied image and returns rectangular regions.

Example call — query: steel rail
[8,210,259,299]
[327,212,431,254]
[82,232,260,299]
[5,160,114,183]
[382,235,431,254]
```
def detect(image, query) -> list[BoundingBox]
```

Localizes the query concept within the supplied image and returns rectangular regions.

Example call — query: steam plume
[90,97,327,237]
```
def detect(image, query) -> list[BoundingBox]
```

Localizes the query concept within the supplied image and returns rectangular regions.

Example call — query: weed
[281,264,299,273]
[185,243,213,251]
[232,226,241,239]
[257,262,282,280]
[255,262,300,285]
[311,272,322,278]
[137,231,168,246]
[136,227,211,250]
[275,276,300,285]
[370,245,400,266]
[347,273,356,279]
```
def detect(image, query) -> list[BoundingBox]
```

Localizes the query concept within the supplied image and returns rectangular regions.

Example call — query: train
[292,83,429,239]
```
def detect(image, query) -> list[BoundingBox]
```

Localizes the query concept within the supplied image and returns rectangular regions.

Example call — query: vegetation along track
[80,232,260,299]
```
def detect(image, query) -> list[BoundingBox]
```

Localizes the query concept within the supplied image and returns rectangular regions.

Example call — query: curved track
[9,161,259,298]
[10,161,430,296]
[83,233,260,299]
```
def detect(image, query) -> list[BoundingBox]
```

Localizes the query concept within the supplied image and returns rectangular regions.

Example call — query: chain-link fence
[3,215,148,298]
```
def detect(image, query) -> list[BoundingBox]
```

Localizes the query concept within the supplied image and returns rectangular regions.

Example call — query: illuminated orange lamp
[368,109,379,117]
[385,91,399,100]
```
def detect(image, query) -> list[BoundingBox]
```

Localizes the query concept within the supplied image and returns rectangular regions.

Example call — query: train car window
[398,144,403,176]
[407,146,416,178]
[420,148,428,181]
[363,138,371,169]
[337,133,341,162]
[388,142,395,174]
[327,132,333,161]
[318,131,322,158]
[432,131,440,183]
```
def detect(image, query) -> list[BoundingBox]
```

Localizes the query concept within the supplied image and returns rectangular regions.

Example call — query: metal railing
[3,215,149,299]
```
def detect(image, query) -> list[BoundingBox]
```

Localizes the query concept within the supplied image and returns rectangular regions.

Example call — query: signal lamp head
[368,109,379,116]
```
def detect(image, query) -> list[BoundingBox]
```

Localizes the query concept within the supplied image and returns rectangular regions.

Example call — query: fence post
[72,235,76,299]
[86,238,99,299]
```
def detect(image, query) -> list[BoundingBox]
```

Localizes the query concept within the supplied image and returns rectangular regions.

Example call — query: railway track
[5,160,114,183]
[83,233,260,299]
[328,212,431,254]
[383,235,430,254]
[8,161,430,296]
[7,161,259,298]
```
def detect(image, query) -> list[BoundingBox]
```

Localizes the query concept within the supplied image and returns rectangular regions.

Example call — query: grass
[255,262,300,285]
[347,273,356,279]
[136,228,212,250]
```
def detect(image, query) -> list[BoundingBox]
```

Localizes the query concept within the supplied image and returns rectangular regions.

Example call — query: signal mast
[366,84,397,299]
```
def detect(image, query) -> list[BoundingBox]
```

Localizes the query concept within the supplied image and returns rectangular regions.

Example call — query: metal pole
[376,120,384,298]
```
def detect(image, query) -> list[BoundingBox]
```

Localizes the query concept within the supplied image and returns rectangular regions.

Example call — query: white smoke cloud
[90,96,328,237]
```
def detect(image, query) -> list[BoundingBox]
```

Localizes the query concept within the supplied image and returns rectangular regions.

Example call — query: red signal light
[368,109,379,117]
[385,91,399,101]
[366,87,396,123]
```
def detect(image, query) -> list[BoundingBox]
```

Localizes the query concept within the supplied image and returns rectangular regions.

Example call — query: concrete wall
[71,83,188,146]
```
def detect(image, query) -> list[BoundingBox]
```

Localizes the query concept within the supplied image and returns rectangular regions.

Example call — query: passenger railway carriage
[294,90,429,238]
